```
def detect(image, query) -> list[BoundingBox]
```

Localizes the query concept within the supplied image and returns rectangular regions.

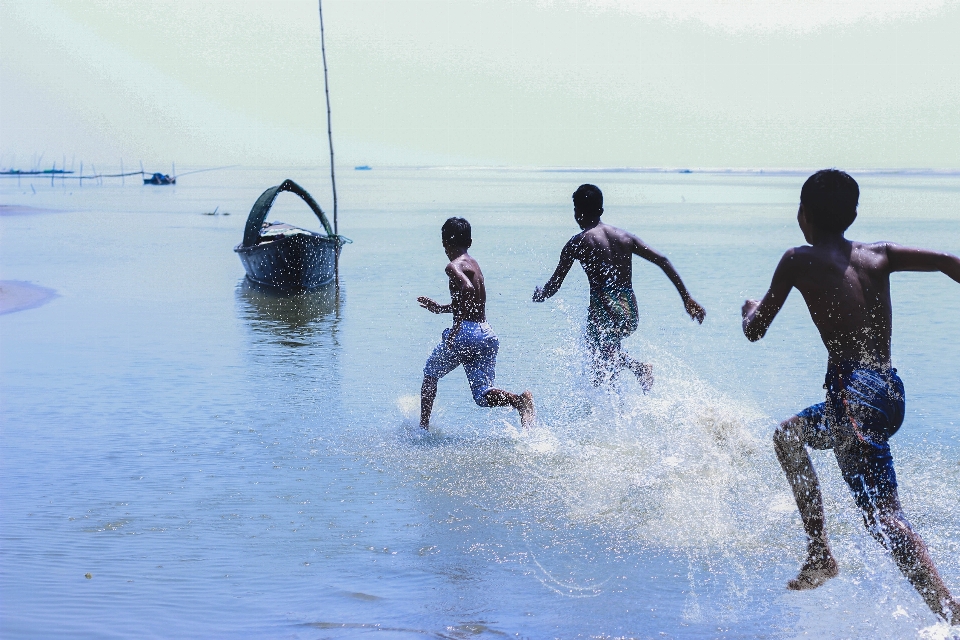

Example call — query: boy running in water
[418,217,535,430]
[742,169,960,622]
[533,184,705,386]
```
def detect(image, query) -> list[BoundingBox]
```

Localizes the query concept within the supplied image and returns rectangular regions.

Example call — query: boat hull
[235,233,339,292]
[144,173,175,185]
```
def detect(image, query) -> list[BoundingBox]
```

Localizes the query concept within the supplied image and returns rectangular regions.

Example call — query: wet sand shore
[0,281,58,315]
[0,205,64,216]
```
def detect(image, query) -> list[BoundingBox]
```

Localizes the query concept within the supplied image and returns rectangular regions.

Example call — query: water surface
[1,167,958,638]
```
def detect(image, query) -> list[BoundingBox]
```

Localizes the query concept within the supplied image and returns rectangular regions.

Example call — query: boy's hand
[418,296,443,314]
[685,298,706,324]
[742,299,760,319]
[532,286,546,303]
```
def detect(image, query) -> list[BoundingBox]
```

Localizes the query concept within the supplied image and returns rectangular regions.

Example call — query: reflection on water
[236,277,342,346]
[235,277,344,459]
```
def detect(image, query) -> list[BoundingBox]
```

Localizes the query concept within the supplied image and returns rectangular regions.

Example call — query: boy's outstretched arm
[631,236,706,323]
[417,297,452,314]
[742,250,796,342]
[886,244,960,283]
[533,240,576,302]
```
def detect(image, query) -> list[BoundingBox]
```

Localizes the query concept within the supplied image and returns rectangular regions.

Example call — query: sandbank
[0,281,58,315]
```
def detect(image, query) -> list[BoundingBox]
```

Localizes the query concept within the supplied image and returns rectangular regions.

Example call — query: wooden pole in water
[318,0,339,287]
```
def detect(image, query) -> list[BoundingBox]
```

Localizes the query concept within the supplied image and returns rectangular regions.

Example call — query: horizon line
[3,164,959,177]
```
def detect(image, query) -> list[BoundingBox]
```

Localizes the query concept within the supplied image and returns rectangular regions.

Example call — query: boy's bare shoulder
[855,241,894,268]
[595,222,629,239]
[777,245,830,277]
[857,240,894,254]
[785,241,890,272]
[578,223,630,244]
[785,242,885,259]
[447,253,481,273]
[563,230,587,252]
[444,257,462,276]
[780,245,807,262]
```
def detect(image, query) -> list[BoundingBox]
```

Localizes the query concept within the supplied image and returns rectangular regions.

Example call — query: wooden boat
[234,179,350,293]
[144,172,176,185]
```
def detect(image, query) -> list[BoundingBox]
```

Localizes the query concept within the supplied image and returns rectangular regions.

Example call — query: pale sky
[2,0,959,169]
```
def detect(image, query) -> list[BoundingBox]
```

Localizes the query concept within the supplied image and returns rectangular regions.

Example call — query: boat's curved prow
[235,179,350,293]
[241,179,337,248]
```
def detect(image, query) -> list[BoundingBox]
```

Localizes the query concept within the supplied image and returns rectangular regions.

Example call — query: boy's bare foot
[632,362,653,393]
[944,598,960,625]
[788,544,838,590]
[518,391,536,428]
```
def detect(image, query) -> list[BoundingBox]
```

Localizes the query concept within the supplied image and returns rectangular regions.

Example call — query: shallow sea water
[1,167,958,638]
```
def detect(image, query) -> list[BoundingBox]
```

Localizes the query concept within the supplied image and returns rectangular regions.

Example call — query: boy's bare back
[445,253,486,323]
[771,240,894,367]
[745,235,960,369]
[567,223,642,292]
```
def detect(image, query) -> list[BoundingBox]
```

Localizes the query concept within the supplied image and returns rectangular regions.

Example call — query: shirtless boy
[418,217,535,430]
[533,184,705,386]
[742,169,960,622]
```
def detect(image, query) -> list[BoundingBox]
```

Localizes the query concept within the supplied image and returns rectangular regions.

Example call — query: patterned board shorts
[423,321,499,406]
[796,363,905,514]
[586,285,639,351]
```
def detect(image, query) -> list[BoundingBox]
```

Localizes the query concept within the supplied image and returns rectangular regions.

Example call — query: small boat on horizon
[354,165,371,171]
[144,173,176,185]
[235,179,350,293]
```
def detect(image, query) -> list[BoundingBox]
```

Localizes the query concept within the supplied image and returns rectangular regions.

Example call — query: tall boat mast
[318,0,337,237]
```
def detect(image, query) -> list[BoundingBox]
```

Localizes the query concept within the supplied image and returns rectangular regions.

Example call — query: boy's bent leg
[483,388,536,428]
[621,352,653,392]
[773,414,838,589]
[836,427,960,620]
[587,340,623,385]
[420,376,438,429]
[868,495,960,622]
[421,333,462,430]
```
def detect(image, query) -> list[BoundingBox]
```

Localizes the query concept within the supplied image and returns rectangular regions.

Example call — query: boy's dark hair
[573,184,603,215]
[800,169,859,232]
[441,217,471,247]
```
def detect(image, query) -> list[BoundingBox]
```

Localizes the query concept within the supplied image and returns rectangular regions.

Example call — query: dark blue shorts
[795,365,905,514]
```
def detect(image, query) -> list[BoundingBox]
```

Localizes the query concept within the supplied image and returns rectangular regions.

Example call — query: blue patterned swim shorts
[423,321,499,406]
[796,362,905,514]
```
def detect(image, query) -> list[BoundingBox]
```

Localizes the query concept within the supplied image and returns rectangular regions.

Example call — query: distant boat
[354,165,371,171]
[234,179,350,293]
[144,173,176,185]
